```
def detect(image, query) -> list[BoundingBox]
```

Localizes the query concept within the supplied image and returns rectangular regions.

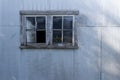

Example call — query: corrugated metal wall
[0,0,120,80]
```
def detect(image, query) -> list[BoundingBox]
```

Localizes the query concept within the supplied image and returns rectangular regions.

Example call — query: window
[53,16,73,45]
[20,11,79,49]
[26,16,46,43]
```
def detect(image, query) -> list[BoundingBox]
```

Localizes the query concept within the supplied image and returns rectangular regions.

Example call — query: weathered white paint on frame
[0,0,120,80]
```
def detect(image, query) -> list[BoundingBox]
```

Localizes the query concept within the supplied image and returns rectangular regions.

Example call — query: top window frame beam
[20,10,79,15]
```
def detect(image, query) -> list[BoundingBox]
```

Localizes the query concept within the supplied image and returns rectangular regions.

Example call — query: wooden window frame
[20,11,79,49]
[52,15,74,45]
[25,15,47,44]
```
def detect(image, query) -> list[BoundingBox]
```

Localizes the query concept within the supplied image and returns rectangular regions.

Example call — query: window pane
[63,16,73,29]
[26,17,35,29]
[26,31,35,43]
[53,16,62,29]
[37,17,45,29]
[63,31,72,43]
[36,31,46,43]
[53,31,62,43]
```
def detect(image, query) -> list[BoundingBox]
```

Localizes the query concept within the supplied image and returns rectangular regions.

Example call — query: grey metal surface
[0,0,120,80]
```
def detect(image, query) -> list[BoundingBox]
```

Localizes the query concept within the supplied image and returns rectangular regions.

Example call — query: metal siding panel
[19,50,74,80]
[101,0,120,27]
[1,0,120,26]
[0,0,2,25]
[50,50,74,80]
[74,27,101,80]
[102,27,120,80]
[1,0,21,26]
[0,26,20,80]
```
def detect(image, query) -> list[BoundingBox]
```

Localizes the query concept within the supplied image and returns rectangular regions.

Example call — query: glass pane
[63,31,72,43]
[26,31,35,43]
[53,31,62,43]
[53,16,62,29]
[37,17,45,29]
[36,31,46,43]
[63,16,73,29]
[26,17,35,29]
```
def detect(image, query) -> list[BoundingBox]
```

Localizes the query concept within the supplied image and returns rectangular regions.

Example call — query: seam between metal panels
[99,27,103,80]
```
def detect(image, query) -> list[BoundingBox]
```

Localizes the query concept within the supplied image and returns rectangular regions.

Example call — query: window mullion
[50,16,52,45]
[35,17,37,43]
[49,16,53,45]
[22,16,27,45]
[62,16,63,43]
[46,16,49,45]
[72,16,75,46]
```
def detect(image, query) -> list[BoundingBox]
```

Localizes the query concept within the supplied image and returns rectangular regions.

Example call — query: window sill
[20,45,78,49]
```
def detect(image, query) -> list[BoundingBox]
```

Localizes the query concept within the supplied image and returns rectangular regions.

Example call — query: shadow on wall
[101,27,120,80]
[76,12,120,80]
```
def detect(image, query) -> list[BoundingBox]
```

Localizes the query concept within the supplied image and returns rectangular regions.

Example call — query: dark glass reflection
[63,16,73,29]
[37,17,45,29]
[26,17,35,29]
[53,31,62,43]
[36,31,46,43]
[53,16,62,29]
[63,31,72,43]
